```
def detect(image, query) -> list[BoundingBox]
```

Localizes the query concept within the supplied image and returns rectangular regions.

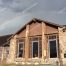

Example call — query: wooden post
[25,25,29,59]
[58,27,63,66]
[9,35,17,63]
[42,22,47,62]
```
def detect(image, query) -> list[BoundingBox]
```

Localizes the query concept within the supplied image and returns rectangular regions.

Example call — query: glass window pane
[18,42,24,57]
[19,43,23,49]
[33,42,38,57]
[49,40,57,58]
[64,53,66,58]
[19,50,23,57]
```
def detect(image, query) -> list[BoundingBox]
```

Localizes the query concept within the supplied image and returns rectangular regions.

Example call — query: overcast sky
[0,0,66,36]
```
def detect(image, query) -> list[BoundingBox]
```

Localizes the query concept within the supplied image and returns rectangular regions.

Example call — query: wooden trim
[48,34,58,58]
[16,34,58,39]
[29,36,42,58]
[18,42,24,58]
[16,35,42,39]
[45,33,58,35]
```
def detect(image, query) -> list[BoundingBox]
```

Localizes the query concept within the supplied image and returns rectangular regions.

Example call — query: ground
[0,64,58,66]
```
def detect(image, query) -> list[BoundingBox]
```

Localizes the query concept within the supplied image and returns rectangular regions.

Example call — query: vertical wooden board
[42,22,47,59]
[25,25,29,59]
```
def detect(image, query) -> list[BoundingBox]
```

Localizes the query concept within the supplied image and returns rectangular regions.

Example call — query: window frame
[29,36,42,58]
[32,40,39,58]
[48,35,58,58]
[18,41,24,58]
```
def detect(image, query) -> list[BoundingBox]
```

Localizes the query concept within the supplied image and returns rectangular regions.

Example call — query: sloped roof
[0,34,12,46]
[15,18,62,34]
[8,18,63,40]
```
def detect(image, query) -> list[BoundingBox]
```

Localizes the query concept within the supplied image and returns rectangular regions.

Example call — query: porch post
[9,35,17,63]
[58,27,64,66]
[25,25,29,59]
[42,22,47,61]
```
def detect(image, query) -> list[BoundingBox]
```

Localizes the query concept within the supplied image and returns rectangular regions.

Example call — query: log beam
[25,25,29,59]
[42,22,47,60]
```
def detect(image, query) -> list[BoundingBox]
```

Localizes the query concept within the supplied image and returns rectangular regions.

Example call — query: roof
[14,18,62,34]
[0,34,12,46]
[8,18,63,40]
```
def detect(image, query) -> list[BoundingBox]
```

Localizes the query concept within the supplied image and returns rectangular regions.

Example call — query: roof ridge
[7,18,63,40]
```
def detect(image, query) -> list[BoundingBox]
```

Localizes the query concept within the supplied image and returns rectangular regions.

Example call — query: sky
[0,0,66,36]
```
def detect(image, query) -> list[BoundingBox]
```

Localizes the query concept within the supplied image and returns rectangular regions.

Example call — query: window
[49,40,57,58]
[32,41,39,58]
[48,35,58,58]
[18,41,24,58]
[64,53,66,58]
[29,37,42,58]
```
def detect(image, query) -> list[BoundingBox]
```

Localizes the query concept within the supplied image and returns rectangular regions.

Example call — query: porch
[8,21,60,65]
[9,33,60,64]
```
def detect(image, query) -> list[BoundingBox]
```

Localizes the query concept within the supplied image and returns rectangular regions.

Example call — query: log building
[0,18,66,65]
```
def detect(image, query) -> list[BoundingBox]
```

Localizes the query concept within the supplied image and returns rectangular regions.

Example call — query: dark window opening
[33,41,38,58]
[49,40,57,58]
[64,53,66,58]
[18,42,24,58]
[29,37,42,58]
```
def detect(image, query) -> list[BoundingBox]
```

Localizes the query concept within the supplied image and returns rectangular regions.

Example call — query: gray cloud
[28,0,66,12]
[0,0,66,35]
[2,0,13,5]
[0,0,66,12]
[0,0,37,23]
[0,0,36,12]
[0,13,33,35]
